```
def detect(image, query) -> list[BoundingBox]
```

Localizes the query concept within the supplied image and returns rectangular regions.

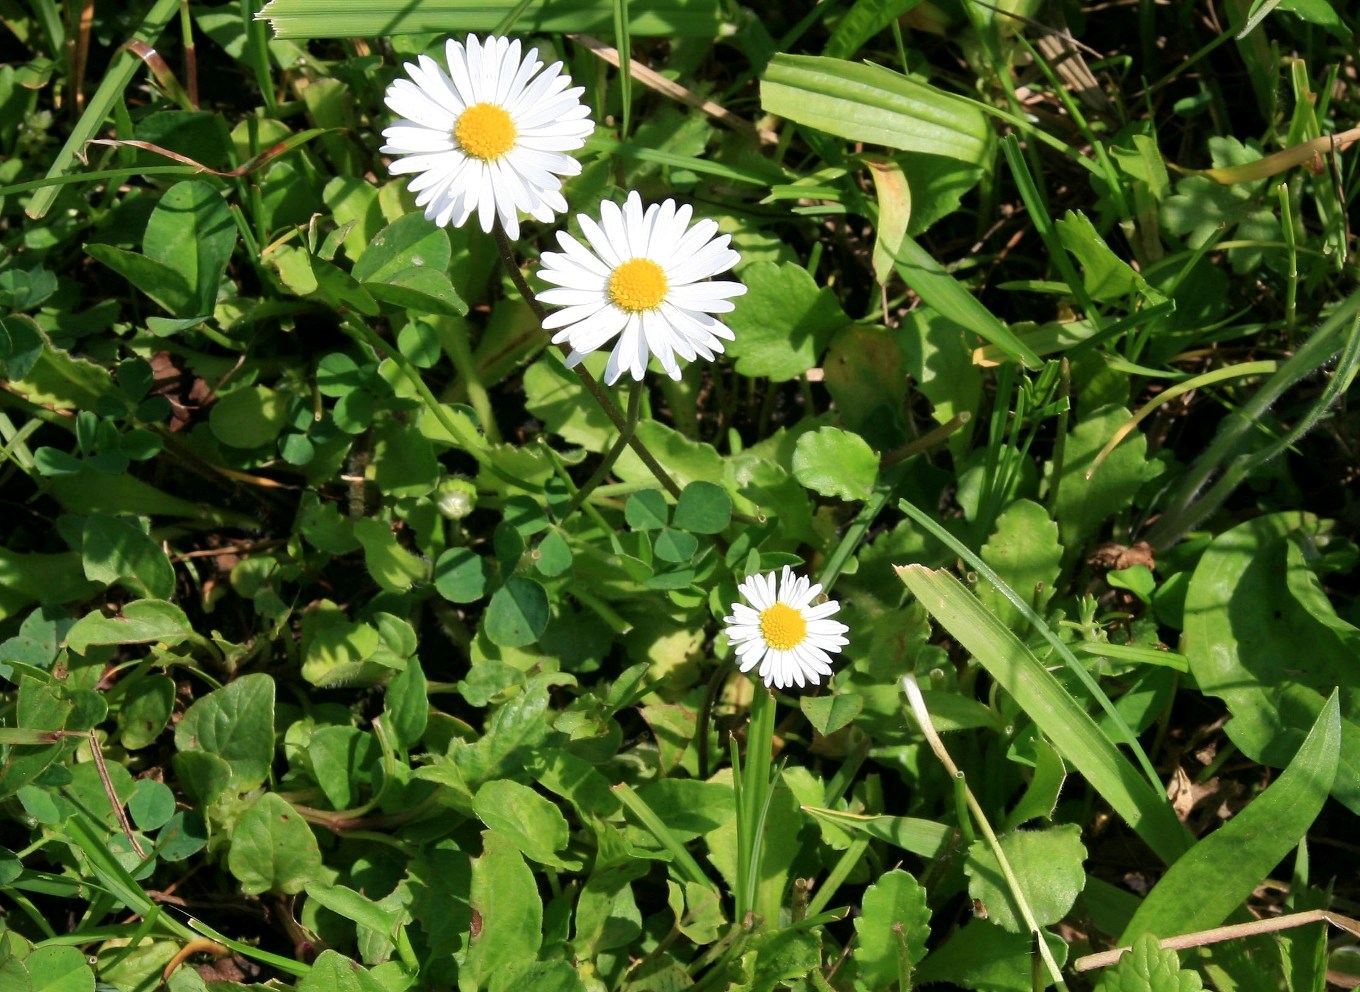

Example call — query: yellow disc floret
[454,103,517,161]
[759,603,808,652]
[608,258,669,312]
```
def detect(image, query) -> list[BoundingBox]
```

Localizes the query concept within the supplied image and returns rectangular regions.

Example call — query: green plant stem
[560,383,642,519]
[492,221,681,497]
[737,687,777,926]
[340,316,519,483]
[27,0,184,220]
[436,315,501,444]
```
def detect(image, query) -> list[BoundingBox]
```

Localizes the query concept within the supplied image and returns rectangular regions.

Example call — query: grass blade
[26,0,183,220]
[256,0,722,38]
[895,564,1190,864]
[1118,693,1340,942]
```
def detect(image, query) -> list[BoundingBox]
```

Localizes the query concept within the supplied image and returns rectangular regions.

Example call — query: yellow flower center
[759,603,808,652]
[608,258,669,312]
[454,102,517,161]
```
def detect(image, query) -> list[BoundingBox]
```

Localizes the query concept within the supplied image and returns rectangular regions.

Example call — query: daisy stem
[737,686,777,926]
[435,314,501,444]
[559,382,642,520]
[341,317,510,479]
[493,222,681,497]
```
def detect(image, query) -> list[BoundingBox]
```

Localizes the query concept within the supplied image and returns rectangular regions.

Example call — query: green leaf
[353,517,429,594]
[672,481,732,534]
[1183,514,1360,812]
[127,778,176,831]
[822,324,906,435]
[259,0,722,37]
[473,780,577,869]
[864,153,911,285]
[978,500,1062,630]
[25,945,93,992]
[534,531,573,577]
[305,883,402,941]
[625,489,670,530]
[65,599,193,655]
[800,694,863,735]
[1056,210,1154,303]
[80,514,175,599]
[892,234,1042,368]
[0,314,45,381]
[484,577,550,648]
[142,180,236,316]
[1105,934,1204,992]
[227,793,323,895]
[1053,405,1149,551]
[209,385,289,449]
[370,418,439,499]
[965,824,1087,933]
[351,212,450,283]
[1118,693,1340,941]
[761,54,990,163]
[116,674,174,750]
[895,566,1190,864]
[173,673,275,793]
[366,266,467,316]
[792,426,879,500]
[489,962,585,992]
[653,528,699,563]
[462,830,543,991]
[824,0,926,59]
[724,261,848,380]
[434,549,492,603]
[84,244,198,317]
[855,869,931,989]
[296,950,388,992]
[384,659,428,751]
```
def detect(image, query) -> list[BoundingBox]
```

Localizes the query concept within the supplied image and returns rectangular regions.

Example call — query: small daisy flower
[723,567,849,690]
[535,191,747,384]
[381,35,594,240]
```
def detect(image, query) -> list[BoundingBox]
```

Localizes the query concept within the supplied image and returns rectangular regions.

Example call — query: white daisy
[535,191,748,384]
[381,35,594,240]
[723,567,850,690]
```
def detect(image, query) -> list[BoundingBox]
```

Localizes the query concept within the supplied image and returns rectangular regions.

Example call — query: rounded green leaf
[226,793,323,895]
[671,481,732,534]
[534,531,573,577]
[174,672,275,793]
[473,780,574,868]
[964,824,1087,933]
[484,576,550,648]
[26,944,93,992]
[625,489,670,530]
[209,385,288,449]
[127,778,176,831]
[435,548,492,603]
[654,527,699,563]
[792,426,879,501]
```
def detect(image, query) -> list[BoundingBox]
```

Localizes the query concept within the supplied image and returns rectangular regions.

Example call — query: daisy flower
[381,35,594,240]
[723,567,849,690]
[535,191,747,384]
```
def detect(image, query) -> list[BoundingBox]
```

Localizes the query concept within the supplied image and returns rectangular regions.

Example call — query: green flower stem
[493,222,681,498]
[736,686,777,926]
[559,383,642,520]
[341,316,535,492]
[435,315,501,444]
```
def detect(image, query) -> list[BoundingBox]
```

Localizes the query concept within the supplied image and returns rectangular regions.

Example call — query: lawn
[0,1,1358,990]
